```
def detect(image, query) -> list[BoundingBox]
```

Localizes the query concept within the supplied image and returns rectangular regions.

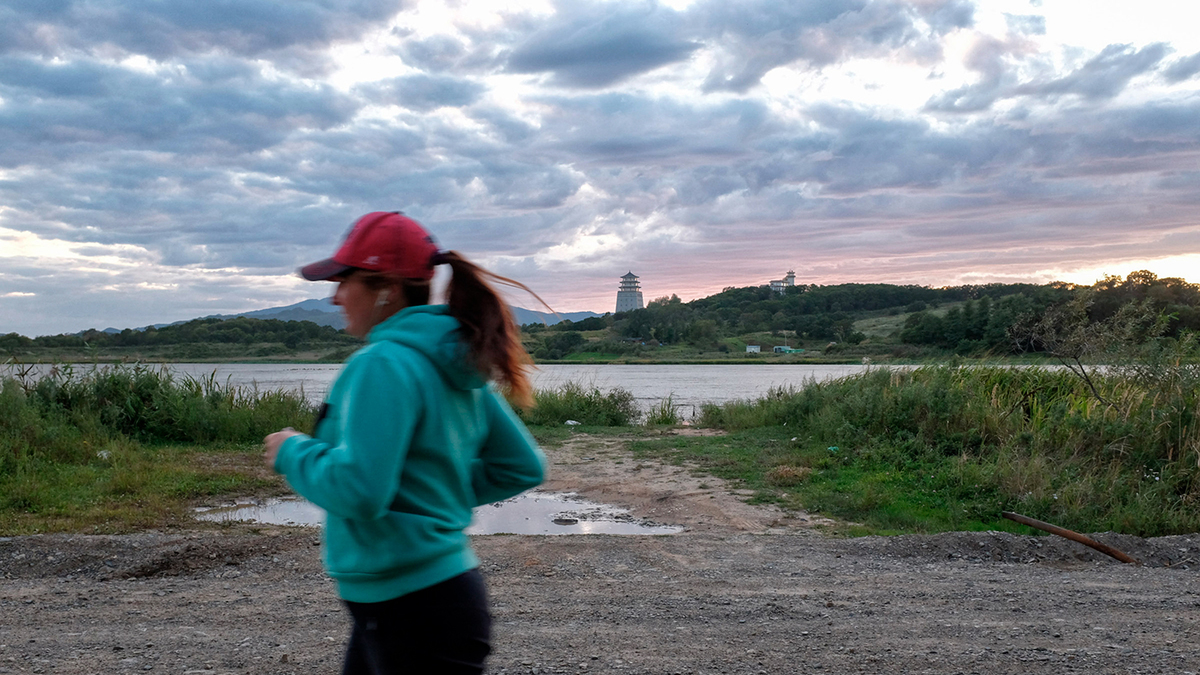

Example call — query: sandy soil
[2,431,1199,674]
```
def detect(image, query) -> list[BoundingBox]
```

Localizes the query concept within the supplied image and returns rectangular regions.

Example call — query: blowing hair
[440,251,542,409]
[356,254,544,408]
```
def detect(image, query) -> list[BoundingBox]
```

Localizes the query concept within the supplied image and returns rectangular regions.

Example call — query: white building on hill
[770,270,796,294]
[615,271,645,313]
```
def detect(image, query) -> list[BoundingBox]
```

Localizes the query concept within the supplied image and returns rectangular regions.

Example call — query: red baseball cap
[299,212,440,281]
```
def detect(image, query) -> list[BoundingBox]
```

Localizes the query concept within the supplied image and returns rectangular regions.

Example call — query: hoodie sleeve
[274,351,420,521]
[470,389,546,506]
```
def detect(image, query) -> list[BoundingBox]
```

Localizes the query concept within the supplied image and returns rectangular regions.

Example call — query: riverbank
[5,351,1067,368]
[6,361,1197,537]
[0,350,873,365]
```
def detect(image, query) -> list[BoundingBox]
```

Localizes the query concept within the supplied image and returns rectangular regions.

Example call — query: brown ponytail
[440,251,544,409]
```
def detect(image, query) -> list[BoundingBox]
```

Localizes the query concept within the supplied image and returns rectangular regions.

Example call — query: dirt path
[3,432,1199,674]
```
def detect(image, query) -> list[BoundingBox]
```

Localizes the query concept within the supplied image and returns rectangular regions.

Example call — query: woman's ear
[386,280,407,309]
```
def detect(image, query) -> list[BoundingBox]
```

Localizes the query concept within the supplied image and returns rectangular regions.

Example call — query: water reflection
[195,498,322,527]
[468,492,683,535]
[195,491,683,535]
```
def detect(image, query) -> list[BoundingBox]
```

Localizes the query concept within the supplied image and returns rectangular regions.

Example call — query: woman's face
[332,273,384,338]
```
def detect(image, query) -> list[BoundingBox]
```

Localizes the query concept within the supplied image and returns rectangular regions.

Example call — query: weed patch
[644,395,679,427]
[0,365,311,533]
[517,381,639,426]
[641,362,1200,536]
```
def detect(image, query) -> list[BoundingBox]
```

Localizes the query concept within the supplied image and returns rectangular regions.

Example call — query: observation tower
[615,271,644,313]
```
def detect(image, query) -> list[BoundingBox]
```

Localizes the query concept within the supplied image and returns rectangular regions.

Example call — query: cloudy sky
[2,0,1198,336]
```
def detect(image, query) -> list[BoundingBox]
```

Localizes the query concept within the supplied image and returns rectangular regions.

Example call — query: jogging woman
[263,211,546,674]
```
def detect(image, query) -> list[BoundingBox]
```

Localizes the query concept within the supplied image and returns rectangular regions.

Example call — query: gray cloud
[1015,43,1168,100]
[469,107,538,144]
[1004,14,1045,36]
[0,55,357,169]
[531,93,774,166]
[695,0,975,92]
[2,0,1199,336]
[362,74,485,111]
[506,0,700,87]
[1,0,406,67]
[928,41,1169,112]
[496,0,975,92]
[923,36,1019,112]
[0,1,72,58]
[396,34,469,73]
[1164,51,1200,83]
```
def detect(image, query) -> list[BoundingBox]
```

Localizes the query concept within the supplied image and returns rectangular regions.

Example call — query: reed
[3,364,315,445]
[643,395,680,427]
[518,381,639,426]
[682,357,1200,535]
[0,364,313,533]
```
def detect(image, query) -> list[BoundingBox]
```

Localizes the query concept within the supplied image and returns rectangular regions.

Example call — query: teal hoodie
[274,305,546,603]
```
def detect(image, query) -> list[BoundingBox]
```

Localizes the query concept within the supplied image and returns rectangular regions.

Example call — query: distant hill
[510,307,601,326]
[97,299,599,334]
[226,299,343,328]
[238,298,337,319]
[230,299,599,329]
[96,298,342,333]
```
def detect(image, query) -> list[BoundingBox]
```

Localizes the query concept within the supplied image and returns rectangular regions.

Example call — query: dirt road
[3,432,1198,674]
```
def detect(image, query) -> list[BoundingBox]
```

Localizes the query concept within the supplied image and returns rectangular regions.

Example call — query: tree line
[2,316,358,353]
[522,271,1200,358]
[900,272,1200,353]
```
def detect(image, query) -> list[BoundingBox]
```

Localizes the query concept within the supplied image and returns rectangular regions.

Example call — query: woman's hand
[264,427,302,470]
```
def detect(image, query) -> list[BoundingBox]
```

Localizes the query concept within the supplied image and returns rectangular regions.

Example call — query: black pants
[342,569,492,675]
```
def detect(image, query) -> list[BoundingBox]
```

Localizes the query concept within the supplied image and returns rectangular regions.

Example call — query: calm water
[133,363,873,416]
[196,491,684,535]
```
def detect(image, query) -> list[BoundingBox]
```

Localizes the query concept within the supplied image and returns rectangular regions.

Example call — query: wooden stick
[1001,511,1141,565]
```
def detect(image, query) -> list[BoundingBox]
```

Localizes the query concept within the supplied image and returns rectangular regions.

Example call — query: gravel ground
[2,432,1198,674]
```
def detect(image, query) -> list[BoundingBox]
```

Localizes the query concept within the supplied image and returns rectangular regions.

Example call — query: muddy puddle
[195,491,683,535]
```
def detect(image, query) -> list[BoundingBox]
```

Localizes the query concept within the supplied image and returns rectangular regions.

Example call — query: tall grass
[518,381,639,426]
[0,364,315,533]
[644,395,679,426]
[6,364,314,446]
[689,358,1200,535]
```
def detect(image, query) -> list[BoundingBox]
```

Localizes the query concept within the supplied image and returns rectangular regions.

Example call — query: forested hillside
[522,271,1200,361]
[1,317,358,361]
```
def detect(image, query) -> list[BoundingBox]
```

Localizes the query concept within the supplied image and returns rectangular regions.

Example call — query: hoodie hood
[367,305,485,390]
